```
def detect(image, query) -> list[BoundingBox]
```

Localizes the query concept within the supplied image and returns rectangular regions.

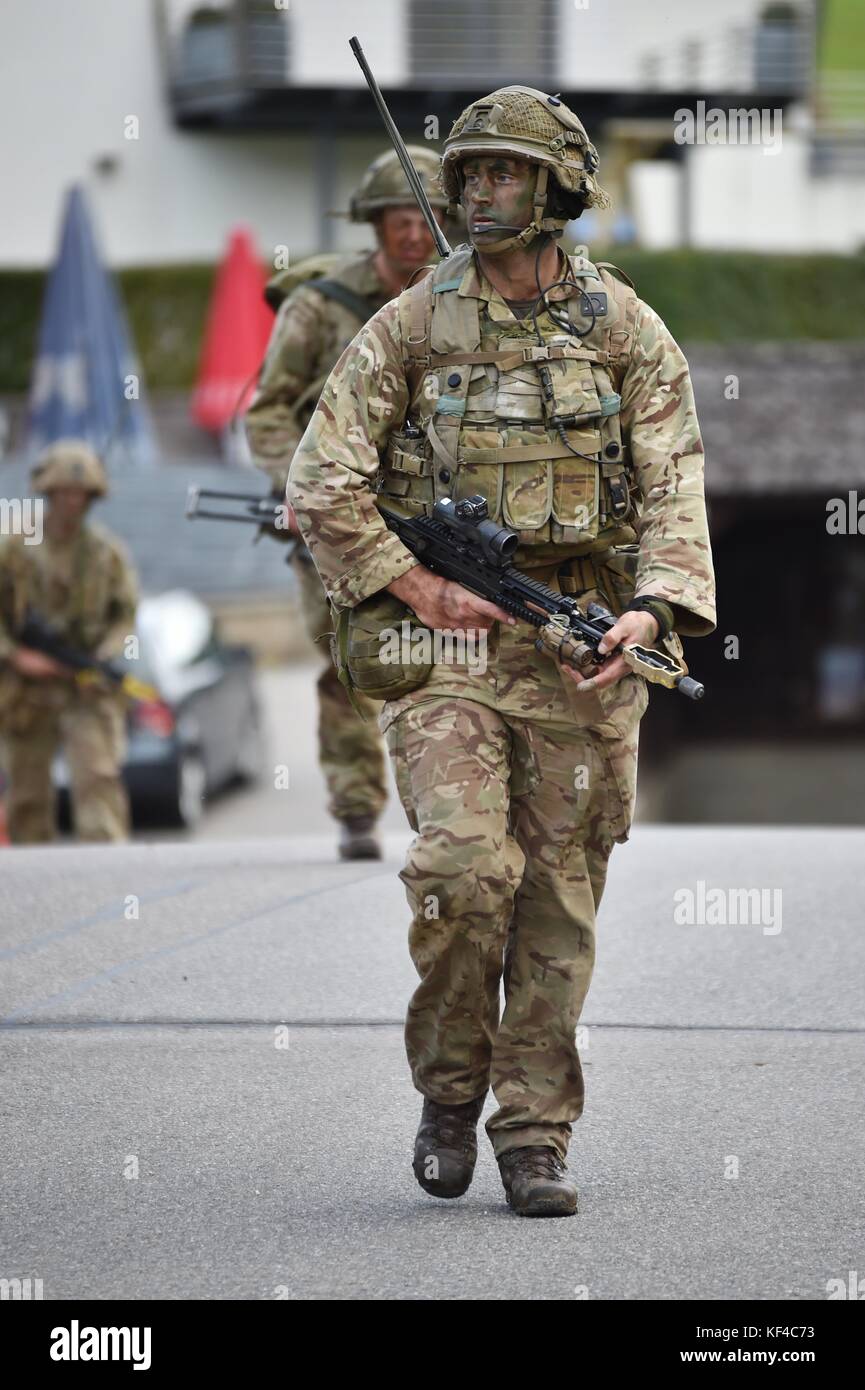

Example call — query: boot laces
[508,1147,566,1181]
[427,1102,479,1153]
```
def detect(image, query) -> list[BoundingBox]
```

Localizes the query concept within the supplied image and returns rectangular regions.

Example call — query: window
[409,0,557,89]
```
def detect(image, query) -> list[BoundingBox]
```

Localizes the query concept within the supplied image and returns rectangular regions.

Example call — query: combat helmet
[30,440,109,498]
[349,146,449,222]
[441,86,610,253]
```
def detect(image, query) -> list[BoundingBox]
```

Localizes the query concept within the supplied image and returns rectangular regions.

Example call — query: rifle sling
[311,278,380,323]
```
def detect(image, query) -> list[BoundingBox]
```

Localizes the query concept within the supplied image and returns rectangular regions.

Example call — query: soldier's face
[460,156,538,245]
[47,486,91,519]
[376,206,442,272]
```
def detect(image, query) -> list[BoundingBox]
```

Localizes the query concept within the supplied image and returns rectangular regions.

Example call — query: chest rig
[14,526,117,650]
[377,246,639,556]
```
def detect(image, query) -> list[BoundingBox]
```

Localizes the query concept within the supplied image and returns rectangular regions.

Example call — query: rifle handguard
[537,614,704,699]
[535,615,597,673]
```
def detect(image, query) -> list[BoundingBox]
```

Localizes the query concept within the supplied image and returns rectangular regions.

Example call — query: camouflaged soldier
[245,147,449,860]
[0,441,138,843]
[289,89,716,1215]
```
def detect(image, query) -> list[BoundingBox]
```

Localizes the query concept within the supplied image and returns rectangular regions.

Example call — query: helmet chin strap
[467,166,567,255]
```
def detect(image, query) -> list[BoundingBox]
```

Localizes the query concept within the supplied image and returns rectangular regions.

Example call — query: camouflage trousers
[1,685,130,844]
[293,547,388,823]
[382,615,647,1161]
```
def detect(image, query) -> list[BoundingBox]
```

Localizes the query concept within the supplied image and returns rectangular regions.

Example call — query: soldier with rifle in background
[244,147,451,861]
[0,440,139,844]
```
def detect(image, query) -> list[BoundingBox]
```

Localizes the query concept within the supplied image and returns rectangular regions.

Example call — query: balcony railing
[637,14,813,95]
[407,0,557,89]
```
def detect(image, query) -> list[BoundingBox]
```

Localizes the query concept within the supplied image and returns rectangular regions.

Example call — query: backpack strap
[311,278,380,323]
[595,260,636,290]
[399,269,436,398]
[598,264,639,393]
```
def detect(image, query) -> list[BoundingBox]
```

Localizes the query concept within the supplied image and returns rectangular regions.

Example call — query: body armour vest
[375,245,642,566]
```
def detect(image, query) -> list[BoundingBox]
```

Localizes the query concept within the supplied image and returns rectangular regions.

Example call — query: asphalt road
[1,664,863,1299]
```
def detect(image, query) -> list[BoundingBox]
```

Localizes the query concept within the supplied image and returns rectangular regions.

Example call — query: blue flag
[27,185,156,466]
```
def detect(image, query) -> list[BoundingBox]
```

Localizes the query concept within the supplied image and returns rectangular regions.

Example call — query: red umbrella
[191,227,272,433]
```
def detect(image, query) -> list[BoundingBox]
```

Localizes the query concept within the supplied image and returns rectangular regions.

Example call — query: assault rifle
[185,486,297,558]
[379,496,705,700]
[16,610,159,703]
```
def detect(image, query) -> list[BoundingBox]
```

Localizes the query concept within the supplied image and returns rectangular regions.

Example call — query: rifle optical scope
[435,496,519,564]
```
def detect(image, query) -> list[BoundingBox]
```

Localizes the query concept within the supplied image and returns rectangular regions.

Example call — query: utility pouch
[592,544,639,617]
[330,590,434,706]
[591,544,687,667]
[375,429,434,513]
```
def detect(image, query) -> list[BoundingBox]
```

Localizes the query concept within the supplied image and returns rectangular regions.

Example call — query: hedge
[1,250,863,392]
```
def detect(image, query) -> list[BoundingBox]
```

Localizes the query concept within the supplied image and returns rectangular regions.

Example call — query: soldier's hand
[388,565,515,634]
[562,610,660,693]
[11,646,73,679]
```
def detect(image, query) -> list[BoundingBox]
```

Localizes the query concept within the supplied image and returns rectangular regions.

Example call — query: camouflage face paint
[460,157,538,245]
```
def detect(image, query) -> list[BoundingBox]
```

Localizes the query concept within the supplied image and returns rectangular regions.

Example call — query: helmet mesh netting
[452,89,582,146]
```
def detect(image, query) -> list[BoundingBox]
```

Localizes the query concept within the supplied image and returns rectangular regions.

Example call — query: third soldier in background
[0,442,137,844]
[244,148,449,860]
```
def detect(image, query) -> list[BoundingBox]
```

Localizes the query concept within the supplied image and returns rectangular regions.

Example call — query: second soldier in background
[244,147,450,860]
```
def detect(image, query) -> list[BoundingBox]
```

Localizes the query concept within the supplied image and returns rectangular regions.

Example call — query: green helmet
[349,146,449,223]
[441,86,610,253]
[30,439,108,498]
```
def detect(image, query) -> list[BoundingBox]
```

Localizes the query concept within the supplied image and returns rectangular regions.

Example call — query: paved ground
[1,665,863,1300]
[2,824,863,1301]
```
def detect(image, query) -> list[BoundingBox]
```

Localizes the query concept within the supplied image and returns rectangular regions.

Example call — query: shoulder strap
[311,278,379,324]
[263,253,344,310]
[598,266,639,390]
[398,270,436,398]
[595,260,636,290]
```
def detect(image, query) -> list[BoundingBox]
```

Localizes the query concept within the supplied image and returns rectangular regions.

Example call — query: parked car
[53,590,266,828]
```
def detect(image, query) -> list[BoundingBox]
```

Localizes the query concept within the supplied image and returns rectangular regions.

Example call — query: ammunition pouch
[330,589,434,706]
[590,543,687,667]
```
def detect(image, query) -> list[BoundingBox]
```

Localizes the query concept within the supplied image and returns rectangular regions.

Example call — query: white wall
[0,0,402,266]
[629,161,682,248]
[688,130,865,252]
[292,0,404,86]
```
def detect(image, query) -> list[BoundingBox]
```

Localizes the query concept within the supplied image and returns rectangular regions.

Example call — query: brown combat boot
[498,1146,578,1217]
[337,815,382,861]
[412,1093,486,1199]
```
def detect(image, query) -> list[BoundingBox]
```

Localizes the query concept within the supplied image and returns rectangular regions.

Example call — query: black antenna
[349,36,452,260]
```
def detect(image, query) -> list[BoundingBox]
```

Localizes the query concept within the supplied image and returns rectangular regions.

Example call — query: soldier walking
[245,148,449,860]
[289,90,716,1214]
[0,441,138,844]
